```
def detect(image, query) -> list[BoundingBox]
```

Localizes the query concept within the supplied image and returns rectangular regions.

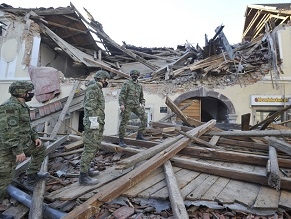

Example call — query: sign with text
[250,95,291,106]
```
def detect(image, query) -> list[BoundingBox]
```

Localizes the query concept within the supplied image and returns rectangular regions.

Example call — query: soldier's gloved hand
[120,105,125,112]
[89,117,99,129]
[16,152,26,163]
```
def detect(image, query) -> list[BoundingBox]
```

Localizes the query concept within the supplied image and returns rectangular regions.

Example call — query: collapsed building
[0,2,291,219]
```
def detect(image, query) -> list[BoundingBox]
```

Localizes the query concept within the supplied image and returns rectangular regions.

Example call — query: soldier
[79,70,110,186]
[118,69,147,147]
[0,81,46,219]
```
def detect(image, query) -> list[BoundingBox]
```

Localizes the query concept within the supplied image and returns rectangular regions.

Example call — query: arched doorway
[173,87,236,123]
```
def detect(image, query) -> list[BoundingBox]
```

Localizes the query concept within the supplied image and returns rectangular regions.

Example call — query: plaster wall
[39,44,87,77]
[277,25,291,78]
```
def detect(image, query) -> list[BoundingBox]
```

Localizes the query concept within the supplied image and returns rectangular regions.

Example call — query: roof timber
[62,121,216,219]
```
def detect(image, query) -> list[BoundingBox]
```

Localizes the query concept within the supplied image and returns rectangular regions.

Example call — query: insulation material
[28,65,60,102]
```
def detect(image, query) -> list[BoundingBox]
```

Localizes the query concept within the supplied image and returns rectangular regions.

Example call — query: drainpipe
[7,185,67,219]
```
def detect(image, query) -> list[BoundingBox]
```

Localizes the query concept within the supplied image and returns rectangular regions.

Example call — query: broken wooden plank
[45,166,132,202]
[49,81,80,140]
[205,130,291,137]
[209,135,220,145]
[151,168,197,200]
[165,95,202,127]
[151,51,193,77]
[253,186,280,209]
[71,3,159,71]
[268,123,291,130]
[181,146,291,169]
[102,134,291,169]
[241,113,251,130]
[64,140,84,151]
[170,156,291,190]
[83,57,130,79]
[265,136,291,156]
[115,136,183,170]
[279,190,291,209]
[164,160,189,219]
[29,156,49,219]
[116,120,216,170]
[200,177,230,201]
[2,204,29,219]
[62,121,215,219]
[187,174,220,201]
[175,129,217,148]
[267,146,280,190]
[122,168,165,197]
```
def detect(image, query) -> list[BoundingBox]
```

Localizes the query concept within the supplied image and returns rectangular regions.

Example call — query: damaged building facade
[0,3,290,137]
[1,2,291,219]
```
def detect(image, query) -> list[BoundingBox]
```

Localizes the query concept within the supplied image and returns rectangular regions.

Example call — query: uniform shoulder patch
[7,116,18,126]
[5,109,15,114]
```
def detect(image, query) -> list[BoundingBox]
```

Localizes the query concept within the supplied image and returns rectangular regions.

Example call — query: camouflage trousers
[0,142,45,202]
[80,124,104,173]
[119,105,147,138]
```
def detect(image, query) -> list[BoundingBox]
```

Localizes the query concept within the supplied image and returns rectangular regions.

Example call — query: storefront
[250,95,291,125]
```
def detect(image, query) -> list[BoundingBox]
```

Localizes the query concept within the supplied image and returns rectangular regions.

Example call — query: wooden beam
[180,146,291,169]
[164,161,189,219]
[265,136,291,156]
[116,120,216,170]
[31,16,87,34]
[64,139,84,151]
[205,130,291,137]
[28,156,49,219]
[62,121,215,219]
[70,3,159,71]
[241,113,251,130]
[170,156,291,190]
[267,146,280,190]
[49,81,79,140]
[175,129,217,148]
[15,135,68,175]
[84,57,130,79]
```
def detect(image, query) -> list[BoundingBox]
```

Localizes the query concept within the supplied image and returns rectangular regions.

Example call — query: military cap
[94,70,110,80]
[9,81,34,96]
[130,69,140,76]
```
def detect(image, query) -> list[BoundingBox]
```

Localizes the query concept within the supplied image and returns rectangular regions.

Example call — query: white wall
[277,25,291,78]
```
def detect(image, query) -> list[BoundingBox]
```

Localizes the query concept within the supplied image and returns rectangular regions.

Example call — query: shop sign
[250,95,291,106]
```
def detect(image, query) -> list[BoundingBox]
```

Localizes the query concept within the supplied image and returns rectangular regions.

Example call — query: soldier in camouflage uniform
[118,69,147,147]
[79,70,110,186]
[0,81,46,219]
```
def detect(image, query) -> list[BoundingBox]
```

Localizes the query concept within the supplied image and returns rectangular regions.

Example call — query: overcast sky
[4,0,291,48]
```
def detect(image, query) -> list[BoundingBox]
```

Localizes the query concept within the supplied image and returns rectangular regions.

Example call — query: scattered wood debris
[1,97,291,219]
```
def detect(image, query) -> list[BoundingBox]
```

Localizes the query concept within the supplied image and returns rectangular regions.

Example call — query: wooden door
[178,99,201,121]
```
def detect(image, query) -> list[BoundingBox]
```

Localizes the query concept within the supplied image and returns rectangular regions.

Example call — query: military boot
[79,173,99,186]
[119,137,127,147]
[0,213,15,219]
[24,172,49,191]
[88,169,100,177]
[136,131,148,141]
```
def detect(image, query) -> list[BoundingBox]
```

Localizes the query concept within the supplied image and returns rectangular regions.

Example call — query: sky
[4,0,291,48]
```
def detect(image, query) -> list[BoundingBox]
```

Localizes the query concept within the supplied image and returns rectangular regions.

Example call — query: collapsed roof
[1,2,291,89]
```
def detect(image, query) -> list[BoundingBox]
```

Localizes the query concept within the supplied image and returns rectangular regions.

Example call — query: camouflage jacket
[119,79,145,107]
[83,83,105,127]
[0,96,39,155]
